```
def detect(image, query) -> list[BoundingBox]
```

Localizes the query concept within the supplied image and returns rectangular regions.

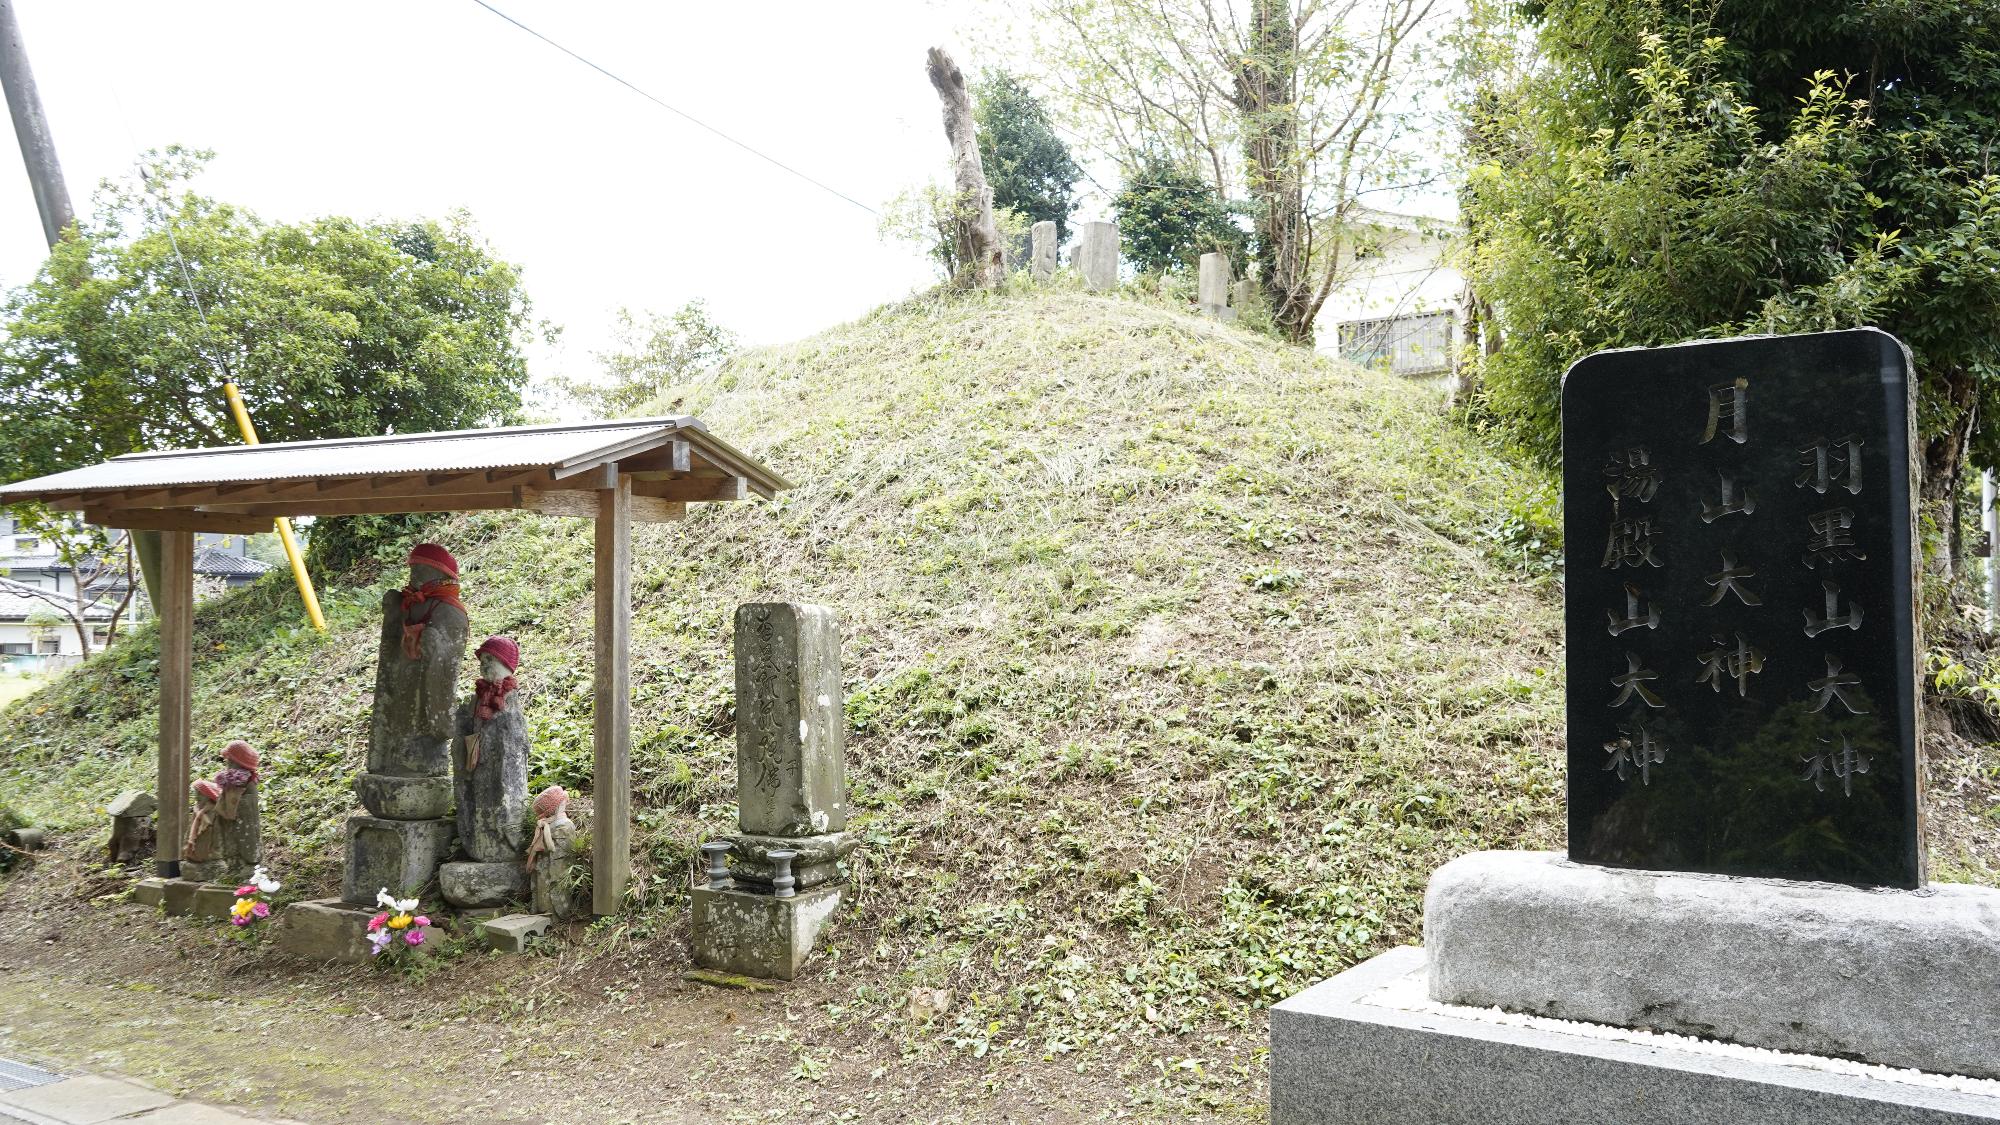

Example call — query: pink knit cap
[532,786,568,819]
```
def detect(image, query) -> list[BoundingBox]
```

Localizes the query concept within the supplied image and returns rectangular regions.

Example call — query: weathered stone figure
[440,635,532,908]
[180,740,260,884]
[525,785,583,919]
[341,543,464,905]
[106,789,156,865]
[356,543,469,821]
[1030,220,1058,280]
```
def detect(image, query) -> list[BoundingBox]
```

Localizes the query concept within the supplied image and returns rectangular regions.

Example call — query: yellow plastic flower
[388,913,413,930]
[231,898,256,918]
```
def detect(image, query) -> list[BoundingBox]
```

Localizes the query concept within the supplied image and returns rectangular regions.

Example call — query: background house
[0,514,273,671]
[1314,208,1462,378]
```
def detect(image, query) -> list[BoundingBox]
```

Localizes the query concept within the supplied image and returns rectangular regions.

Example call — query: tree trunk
[1236,0,1310,344]
[925,47,1003,290]
[1924,365,1978,579]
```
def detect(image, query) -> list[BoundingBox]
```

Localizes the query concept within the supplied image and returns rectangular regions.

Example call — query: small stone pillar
[1231,277,1257,317]
[342,543,466,904]
[442,636,532,908]
[1198,252,1235,321]
[1031,221,1058,280]
[690,602,855,980]
[1076,221,1119,291]
[179,740,261,884]
[107,790,156,865]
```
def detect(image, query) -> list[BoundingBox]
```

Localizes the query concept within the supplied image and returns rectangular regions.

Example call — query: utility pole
[0,0,73,246]
[0,1,167,612]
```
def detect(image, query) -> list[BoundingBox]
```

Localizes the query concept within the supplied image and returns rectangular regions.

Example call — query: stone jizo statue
[182,739,261,883]
[525,785,582,919]
[356,543,469,821]
[454,635,529,863]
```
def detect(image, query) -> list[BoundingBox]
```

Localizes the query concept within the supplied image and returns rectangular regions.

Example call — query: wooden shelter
[0,416,790,915]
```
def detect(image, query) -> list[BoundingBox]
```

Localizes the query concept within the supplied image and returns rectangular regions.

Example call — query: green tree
[974,70,1082,241]
[1465,1,2000,515]
[553,301,737,418]
[1112,153,1247,275]
[0,148,536,482]
[0,148,540,574]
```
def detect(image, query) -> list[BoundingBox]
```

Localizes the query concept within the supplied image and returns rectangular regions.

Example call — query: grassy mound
[12,288,1982,1103]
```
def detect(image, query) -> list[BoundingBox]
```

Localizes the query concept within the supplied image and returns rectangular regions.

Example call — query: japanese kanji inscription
[1563,329,1922,887]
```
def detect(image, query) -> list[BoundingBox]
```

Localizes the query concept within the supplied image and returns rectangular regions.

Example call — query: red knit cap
[533,786,568,818]
[193,779,222,802]
[222,740,259,771]
[475,635,520,672]
[407,543,459,579]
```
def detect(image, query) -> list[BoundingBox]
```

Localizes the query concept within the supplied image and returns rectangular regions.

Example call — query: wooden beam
[86,508,273,535]
[516,487,685,523]
[553,426,677,479]
[200,492,520,519]
[592,475,632,916]
[631,475,748,503]
[156,529,195,876]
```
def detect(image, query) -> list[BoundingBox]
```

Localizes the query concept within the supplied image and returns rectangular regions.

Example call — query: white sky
[0,0,982,382]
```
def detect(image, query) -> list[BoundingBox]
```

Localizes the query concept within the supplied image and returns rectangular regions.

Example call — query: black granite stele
[1563,329,1922,887]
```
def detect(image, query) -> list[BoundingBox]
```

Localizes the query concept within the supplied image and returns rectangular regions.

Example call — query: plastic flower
[251,901,271,919]
[250,866,281,895]
[235,884,258,897]
[404,929,424,947]
[413,915,430,927]
[231,898,256,919]
[230,914,251,927]
[367,930,392,956]
[375,888,397,910]
[366,912,389,933]
[388,913,413,931]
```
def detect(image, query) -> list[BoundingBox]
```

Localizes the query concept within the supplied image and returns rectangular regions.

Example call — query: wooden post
[592,474,632,914]
[155,528,194,876]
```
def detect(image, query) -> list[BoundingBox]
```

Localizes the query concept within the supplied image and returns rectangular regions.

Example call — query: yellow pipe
[222,381,327,632]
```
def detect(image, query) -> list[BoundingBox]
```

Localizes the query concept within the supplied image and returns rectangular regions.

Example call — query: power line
[466,0,879,217]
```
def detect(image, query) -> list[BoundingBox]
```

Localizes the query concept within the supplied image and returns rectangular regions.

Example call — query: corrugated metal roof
[193,547,276,577]
[0,415,790,499]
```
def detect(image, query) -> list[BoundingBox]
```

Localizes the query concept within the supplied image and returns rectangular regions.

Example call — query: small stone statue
[525,785,582,919]
[181,740,261,883]
[440,636,535,910]
[454,635,529,861]
[106,790,157,865]
[357,543,469,821]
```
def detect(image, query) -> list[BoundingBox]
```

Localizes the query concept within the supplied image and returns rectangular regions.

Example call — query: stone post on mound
[1030,220,1058,281]
[690,602,856,980]
[1076,221,1119,291]
[1198,252,1236,321]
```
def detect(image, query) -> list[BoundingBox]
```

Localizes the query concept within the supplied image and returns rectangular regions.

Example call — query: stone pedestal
[1076,221,1119,291]
[1425,851,2000,1080]
[480,913,551,953]
[729,831,857,891]
[1272,946,2000,1125]
[690,884,841,981]
[341,815,456,906]
[273,898,443,964]
[1030,220,1058,280]
[159,877,202,917]
[439,860,527,909]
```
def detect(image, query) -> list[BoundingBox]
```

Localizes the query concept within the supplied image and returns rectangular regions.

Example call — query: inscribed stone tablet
[1562,329,1922,887]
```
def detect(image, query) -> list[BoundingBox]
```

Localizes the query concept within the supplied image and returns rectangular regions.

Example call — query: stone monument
[1270,330,2000,1124]
[690,602,855,980]
[106,789,156,865]
[179,740,261,884]
[441,635,531,908]
[1075,221,1119,291]
[1030,220,1058,281]
[343,543,466,904]
[1197,252,1236,321]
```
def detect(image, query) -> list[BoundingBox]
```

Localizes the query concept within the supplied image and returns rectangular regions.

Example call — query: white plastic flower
[374,888,420,914]
[249,865,281,895]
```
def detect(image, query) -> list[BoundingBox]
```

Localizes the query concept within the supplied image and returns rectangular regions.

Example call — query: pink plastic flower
[404,929,424,947]
[235,884,257,897]
[230,915,250,927]
[251,901,271,919]
[413,915,430,927]
[367,912,389,932]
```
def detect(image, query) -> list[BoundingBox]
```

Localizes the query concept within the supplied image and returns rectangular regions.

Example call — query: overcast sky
[0,0,996,383]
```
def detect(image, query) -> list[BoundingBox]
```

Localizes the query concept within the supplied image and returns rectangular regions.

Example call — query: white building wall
[1313,219,1465,376]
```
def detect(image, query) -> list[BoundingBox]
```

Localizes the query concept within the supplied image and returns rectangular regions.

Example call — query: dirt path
[0,857,1260,1124]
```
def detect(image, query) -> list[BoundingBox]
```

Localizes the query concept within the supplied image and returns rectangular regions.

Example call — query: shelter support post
[155,528,194,876]
[593,475,633,915]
